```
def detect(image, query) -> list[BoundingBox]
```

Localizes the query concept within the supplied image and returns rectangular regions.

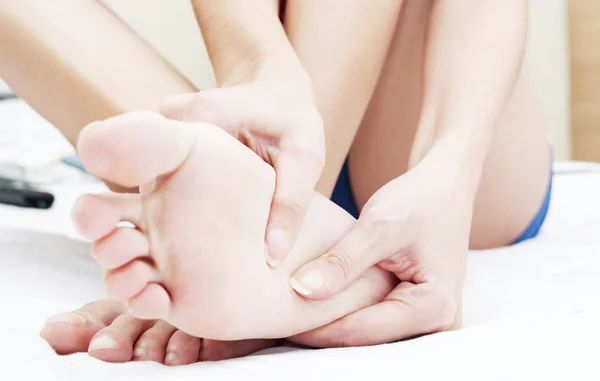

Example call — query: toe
[164,330,201,366]
[132,321,177,363]
[72,194,121,241]
[88,314,154,363]
[78,111,195,188]
[73,193,143,241]
[128,283,171,321]
[105,260,157,301]
[40,299,124,355]
[104,193,143,227]
[93,227,149,270]
[199,339,282,362]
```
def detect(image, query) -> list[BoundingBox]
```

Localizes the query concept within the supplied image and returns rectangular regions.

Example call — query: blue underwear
[330,160,553,245]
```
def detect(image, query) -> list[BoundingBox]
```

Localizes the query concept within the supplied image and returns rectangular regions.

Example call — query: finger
[160,94,194,121]
[181,91,243,134]
[290,217,390,299]
[294,283,442,347]
[265,150,323,266]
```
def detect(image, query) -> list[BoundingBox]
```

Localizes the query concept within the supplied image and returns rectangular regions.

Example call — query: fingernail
[290,270,325,296]
[266,227,290,266]
[45,313,87,325]
[165,352,179,364]
[89,335,119,351]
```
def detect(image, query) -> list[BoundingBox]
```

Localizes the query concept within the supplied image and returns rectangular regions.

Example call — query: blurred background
[100,0,575,160]
[0,0,596,163]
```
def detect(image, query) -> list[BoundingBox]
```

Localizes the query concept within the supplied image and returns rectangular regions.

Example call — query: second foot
[40,299,281,364]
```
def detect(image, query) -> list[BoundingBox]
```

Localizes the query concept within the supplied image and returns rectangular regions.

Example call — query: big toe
[77,111,195,188]
[40,299,124,355]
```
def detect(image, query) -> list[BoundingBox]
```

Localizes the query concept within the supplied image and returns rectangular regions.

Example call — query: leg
[350,0,551,249]
[0,0,194,146]
[10,0,277,362]
[73,112,396,342]
[282,0,401,196]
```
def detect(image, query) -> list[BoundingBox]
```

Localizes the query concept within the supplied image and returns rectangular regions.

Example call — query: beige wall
[523,0,570,159]
[102,0,215,89]
[104,0,572,159]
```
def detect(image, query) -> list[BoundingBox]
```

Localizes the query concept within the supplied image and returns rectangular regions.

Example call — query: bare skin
[6,0,550,364]
[351,0,550,250]
[74,112,395,340]
[40,300,280,364]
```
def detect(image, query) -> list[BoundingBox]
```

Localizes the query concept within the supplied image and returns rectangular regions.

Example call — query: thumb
[289,216,390,299]
[160,92,242,134]
[265,149,323,266]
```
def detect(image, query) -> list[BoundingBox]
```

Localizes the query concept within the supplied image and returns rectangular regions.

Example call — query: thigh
[0,0,195,146]
[349,0,551,249]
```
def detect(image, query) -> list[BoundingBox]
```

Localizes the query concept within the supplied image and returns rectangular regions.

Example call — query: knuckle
[285,144,325,171]
[361,213,391,231]
[273,195,307,221]
[361,201,417,240]
[326,251,353,282]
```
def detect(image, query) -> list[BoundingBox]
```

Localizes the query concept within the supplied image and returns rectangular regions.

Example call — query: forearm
[284,0,403,195]
[192,0,308,87]
[411,0,527,192]
[0,0,194,147]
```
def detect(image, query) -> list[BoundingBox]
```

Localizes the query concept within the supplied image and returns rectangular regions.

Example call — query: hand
[290,149,474,346]
[160,78,325,266]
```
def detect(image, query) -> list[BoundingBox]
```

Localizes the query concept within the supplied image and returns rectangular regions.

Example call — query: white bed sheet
[0,98,600,381]
[1,156,600,380]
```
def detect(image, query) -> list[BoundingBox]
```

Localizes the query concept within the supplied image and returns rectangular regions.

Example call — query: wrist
[220,46,310,87]
[415,135,489,197]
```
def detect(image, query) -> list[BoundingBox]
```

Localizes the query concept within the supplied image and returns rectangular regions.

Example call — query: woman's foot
[40,299,280,364]
[73,111,395,341]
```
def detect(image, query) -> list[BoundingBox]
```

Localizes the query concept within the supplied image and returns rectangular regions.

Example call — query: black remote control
[0,177,55,209]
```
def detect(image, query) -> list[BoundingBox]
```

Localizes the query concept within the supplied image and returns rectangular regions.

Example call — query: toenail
[45,313,87,325]
[89,335,119,351]
[133,346,148,358]
[164,352,178,364]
